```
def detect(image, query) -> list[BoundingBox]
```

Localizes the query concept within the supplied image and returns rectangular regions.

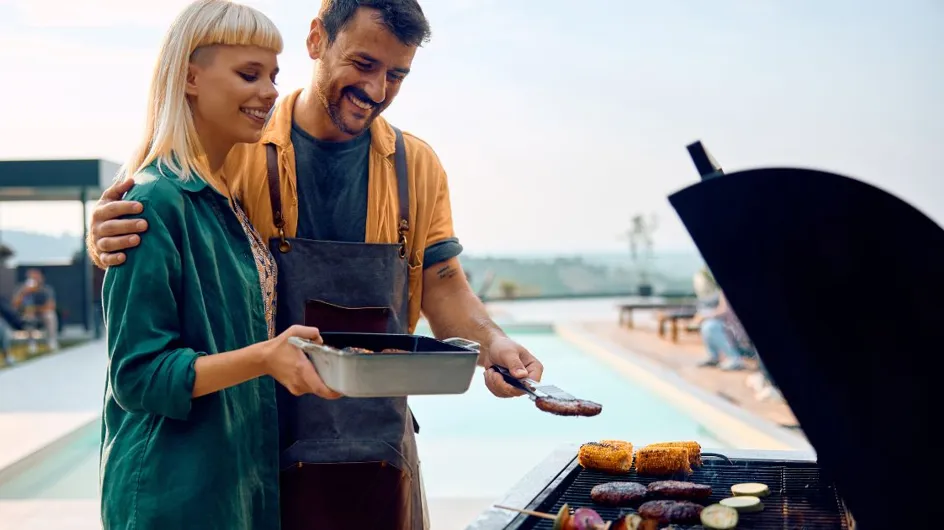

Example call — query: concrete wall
[0,267,15,301]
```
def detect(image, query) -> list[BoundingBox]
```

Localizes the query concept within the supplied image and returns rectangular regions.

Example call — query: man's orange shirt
[223,89,458,332]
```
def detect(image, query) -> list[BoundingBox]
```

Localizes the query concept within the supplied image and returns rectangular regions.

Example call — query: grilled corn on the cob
[634,446,692,476]
[578,440,634,473]
[600,439,634,454]
[647,441,702,467]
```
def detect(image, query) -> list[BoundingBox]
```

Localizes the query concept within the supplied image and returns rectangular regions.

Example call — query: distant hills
[462,252,704,299]
[0,230,83,264]
[0,229,705,297]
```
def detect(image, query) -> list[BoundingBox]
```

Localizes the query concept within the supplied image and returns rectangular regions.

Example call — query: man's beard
[317,83,380,137]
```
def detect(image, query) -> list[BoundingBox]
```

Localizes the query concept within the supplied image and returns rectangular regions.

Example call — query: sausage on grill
[590,481,648,506]
[638,500,704,525]
[647,480,712,500]
[380,348,409,353]
[535,397,603,417]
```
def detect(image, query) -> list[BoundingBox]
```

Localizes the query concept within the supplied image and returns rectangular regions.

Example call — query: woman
[99,2,339,529]
[695,292,751,370]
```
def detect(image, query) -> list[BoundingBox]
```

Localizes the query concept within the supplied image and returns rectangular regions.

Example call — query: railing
[479,291,697,303]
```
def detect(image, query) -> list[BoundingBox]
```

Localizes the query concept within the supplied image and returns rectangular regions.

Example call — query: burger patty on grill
[590,481,648,506]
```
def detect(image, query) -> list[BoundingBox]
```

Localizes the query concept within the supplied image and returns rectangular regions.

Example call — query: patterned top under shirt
[232,200,278,339]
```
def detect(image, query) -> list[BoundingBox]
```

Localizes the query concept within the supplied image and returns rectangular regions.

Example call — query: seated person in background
[12,268,59,353]
[692,268,780,395]
[692,266,720,307]
[693,291,750,370]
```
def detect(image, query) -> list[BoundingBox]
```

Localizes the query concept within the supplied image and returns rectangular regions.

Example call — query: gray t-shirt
[20,284,54,308]
[291,121,462,268]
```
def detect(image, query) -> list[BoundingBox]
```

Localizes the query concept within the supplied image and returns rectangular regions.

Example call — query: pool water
[0,420,100,500]
[412,330,725,497]
[0,330,725,501]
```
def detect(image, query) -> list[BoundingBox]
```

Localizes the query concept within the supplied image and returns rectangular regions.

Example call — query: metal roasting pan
[288,332,480,398]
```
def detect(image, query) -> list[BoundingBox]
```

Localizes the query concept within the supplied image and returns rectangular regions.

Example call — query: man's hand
[481,335,544,398]
[419,257,546,399]
[89,178,149,267]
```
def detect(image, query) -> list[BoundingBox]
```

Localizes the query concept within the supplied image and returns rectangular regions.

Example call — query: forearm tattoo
[436,264,459,280]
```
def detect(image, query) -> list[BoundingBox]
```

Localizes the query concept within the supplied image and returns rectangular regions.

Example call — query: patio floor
[578,317,802,432]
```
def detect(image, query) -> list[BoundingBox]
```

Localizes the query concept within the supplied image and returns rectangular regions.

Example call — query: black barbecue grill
[467,141,936,529]
[507,457,850,529]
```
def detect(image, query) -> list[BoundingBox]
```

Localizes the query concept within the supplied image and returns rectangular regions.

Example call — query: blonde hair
[119,0,283,183]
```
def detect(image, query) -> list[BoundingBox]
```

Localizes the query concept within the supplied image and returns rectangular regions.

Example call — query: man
[86,1,543,529]
[12,269,59,354]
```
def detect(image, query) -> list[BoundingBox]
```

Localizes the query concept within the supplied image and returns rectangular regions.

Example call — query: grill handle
[686,140,725,181]
[701,452,734,465]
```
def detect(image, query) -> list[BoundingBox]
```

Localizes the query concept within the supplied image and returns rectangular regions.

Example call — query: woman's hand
[262,325,343,399]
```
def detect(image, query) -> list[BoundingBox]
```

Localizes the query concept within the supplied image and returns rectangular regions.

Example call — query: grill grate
[513,460,849,529]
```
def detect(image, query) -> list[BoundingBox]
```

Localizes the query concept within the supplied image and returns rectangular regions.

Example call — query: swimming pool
[0,328,726,501]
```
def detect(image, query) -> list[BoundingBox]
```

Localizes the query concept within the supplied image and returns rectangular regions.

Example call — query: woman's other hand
[263,325,342,399]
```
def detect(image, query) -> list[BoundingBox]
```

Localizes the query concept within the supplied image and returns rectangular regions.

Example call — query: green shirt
[100,164,279,530]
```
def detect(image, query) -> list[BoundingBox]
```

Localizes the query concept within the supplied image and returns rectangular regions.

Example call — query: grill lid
[667,142,936,528]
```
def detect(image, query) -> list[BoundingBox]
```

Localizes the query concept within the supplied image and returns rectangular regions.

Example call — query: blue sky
[0,0,941,254]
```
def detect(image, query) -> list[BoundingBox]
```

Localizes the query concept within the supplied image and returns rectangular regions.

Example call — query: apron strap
[392,127,416,435]
[392,127,410,259]
[266,143,291,253]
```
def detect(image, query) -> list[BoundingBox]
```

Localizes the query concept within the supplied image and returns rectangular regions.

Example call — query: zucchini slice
[731,482,770,498]
[720,495,764,513]
[700,503,739,529]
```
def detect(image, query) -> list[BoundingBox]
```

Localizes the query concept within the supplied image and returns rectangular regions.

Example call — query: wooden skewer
[493,505,556,520]
[494,504,613,530]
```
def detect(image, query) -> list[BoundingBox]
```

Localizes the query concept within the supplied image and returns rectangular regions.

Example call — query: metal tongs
[489,365,579,402]
[442,337,579,401]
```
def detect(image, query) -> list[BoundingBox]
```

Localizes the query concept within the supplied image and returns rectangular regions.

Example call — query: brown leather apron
[265,127,424,530]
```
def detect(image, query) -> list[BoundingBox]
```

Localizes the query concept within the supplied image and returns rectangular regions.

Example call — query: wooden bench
[618,302,696,329]
[656,307,698,343]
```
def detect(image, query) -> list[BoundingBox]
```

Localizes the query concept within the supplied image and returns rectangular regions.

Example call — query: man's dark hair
[319,0,431,47]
